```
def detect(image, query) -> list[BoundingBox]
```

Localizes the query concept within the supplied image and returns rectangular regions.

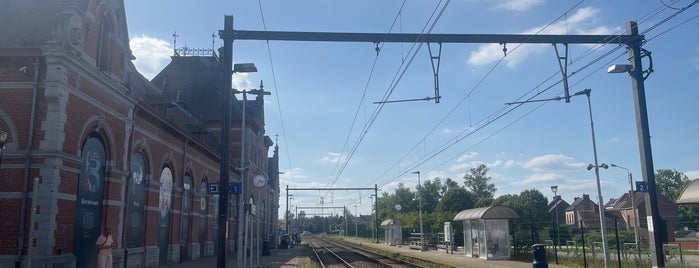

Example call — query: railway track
[307,235,427,268]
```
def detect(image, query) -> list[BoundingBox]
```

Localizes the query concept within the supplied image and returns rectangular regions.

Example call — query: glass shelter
[380,219,403,246]
[453,206,519,260]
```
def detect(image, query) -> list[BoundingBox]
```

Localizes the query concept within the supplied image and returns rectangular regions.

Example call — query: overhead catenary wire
[327,0,408,187]
[249,1,698,206]
[374,0,697,188]
[325,0,452,193]
[367,0,590,187]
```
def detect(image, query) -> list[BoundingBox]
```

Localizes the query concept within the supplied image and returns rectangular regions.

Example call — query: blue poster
[72,137,105,268]
[126,153,146,248]
[158,167,173,264]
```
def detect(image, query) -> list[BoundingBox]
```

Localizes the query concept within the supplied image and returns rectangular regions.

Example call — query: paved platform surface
[167,245,309,268]
[166,237,570,268]
[340,237,568,268]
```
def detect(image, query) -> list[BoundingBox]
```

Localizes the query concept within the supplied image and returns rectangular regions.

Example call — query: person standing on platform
[96,227,114,268]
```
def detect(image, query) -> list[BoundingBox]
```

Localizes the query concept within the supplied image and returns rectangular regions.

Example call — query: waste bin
[532,244,548,268]
[262,240,270,256]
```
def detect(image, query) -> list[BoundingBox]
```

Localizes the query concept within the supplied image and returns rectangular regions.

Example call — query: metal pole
[615,218,622,268]
[285,186,289,235]
[553,190,560,264]
[611,164,642,260]
[625,20,664,267]
[414,171,425,252]
[355,205,358,237]
[581,221,587,268]
[374,185,379,243]
[217,15,233,268]
[241,90,248,268]
[583,90,611,268]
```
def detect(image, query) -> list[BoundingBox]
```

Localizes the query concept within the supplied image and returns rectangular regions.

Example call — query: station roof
[677,179,699,204]
[380,219,403,227]
[453,206,519,221]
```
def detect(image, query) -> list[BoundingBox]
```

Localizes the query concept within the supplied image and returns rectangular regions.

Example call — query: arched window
[158,166,173,264]
[73,136,106,268]
[199,180,208,256]
[96,13,113,72]
[180,173,193,260]
[125,152,147,248]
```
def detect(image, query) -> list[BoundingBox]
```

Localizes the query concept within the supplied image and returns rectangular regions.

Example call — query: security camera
[19,66,27,74]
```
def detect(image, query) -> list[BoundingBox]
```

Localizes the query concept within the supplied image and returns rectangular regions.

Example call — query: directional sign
[230,182,242,194]
[636,181,648,192]
[207,182,243,195]
[208,183,220,195]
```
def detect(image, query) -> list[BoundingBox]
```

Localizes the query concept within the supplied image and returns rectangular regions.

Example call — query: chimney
[583,194,590,200]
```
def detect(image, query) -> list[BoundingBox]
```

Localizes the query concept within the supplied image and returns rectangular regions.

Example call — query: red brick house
[0,1,278,267]
[605,191,678,243]
[563,194,618,228]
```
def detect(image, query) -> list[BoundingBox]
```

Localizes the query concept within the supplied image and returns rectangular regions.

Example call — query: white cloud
[521,154,586,172]
[495,0,545,12]
[685,170,699,180]
[279,167,308,186]
[320,152,348,164]
[467,7,617,68]
[489,159,516,168]
[515,172,559,185]
[457,152,480,162]
[232,73,256,91]
[129,35,172,80]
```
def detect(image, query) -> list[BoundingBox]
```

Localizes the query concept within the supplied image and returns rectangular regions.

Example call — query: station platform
[168,237,569,268]
[168,245,309,268]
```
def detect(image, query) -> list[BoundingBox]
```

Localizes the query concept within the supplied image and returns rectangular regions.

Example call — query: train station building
[0,1,279,267]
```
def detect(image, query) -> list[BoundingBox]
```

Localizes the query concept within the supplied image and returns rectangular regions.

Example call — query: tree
[656,169,699,231]
[421,178,442,213]
[436,187,475,213]
[655,169,689,200]
[463,164,497,204]
[393,183,417,213]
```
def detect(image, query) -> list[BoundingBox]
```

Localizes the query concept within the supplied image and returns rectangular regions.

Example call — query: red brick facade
[0,1,278,267]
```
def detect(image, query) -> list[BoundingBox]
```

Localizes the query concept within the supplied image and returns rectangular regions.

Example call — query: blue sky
[125,0,699,218]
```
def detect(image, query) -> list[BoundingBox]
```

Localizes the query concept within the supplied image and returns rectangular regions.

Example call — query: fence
[373,218,697,267]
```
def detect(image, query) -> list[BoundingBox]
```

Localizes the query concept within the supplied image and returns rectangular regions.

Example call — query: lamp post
[233,78,267,268]
[608,21,664,267]
[354,204,358,237]
[413,171,425,252]
[551,185,559,264]
[611,163,641,259]
[370,194,376,242]
[285,191,293,234]
[574,89,611,268]
[218,17,258,268]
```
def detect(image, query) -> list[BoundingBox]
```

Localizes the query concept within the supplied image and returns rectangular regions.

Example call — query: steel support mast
[220,15,663,266]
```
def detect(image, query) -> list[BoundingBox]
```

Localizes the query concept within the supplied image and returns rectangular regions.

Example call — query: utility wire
[368,0,587,187]
[327,0,408,187]
[327,0,452,190]
[377,1,698,187]
[257,0,297,185]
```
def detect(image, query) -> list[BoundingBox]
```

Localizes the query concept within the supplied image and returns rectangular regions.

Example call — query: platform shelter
[380,219,403,246]
[453,206,519,260]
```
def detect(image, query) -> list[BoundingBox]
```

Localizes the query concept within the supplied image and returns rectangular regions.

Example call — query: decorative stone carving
[55,13,85,53]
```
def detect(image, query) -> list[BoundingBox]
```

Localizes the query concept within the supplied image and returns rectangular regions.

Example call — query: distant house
[563,194,618,228]
[606,191,678,242]
[548,195,570,227]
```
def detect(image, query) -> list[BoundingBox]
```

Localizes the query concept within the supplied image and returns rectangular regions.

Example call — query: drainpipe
[17,58,40,268]
[122,105,137,268]
[179,139,188,263]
